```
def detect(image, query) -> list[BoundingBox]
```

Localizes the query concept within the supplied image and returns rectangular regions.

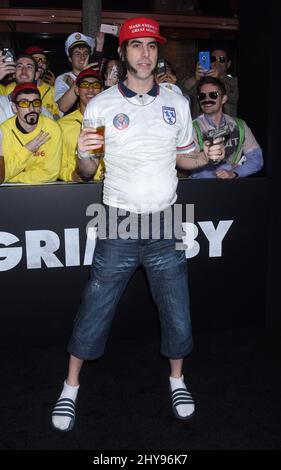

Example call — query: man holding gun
[191,76,263,179]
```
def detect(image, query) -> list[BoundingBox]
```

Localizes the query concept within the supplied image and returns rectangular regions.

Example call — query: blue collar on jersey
[118,79,159,97]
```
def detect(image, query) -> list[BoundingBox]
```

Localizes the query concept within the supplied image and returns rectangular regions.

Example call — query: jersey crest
[162,106,176,125]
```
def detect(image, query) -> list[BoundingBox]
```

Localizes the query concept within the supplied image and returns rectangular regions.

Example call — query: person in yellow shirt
[5,47,60,119]
[0,82,62,184]
[58,67,104,182]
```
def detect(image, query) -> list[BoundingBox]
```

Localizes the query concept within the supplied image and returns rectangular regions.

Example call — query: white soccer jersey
[54,71,77,102]
[84,81,195,213]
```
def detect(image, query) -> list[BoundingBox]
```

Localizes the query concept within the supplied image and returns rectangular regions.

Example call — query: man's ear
[68,56,72,65]
[74,85,79,97]
[222,94,228,105]
[35,69,40,81]
[11,102,17,114]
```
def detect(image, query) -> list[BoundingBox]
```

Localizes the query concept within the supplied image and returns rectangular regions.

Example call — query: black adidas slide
[51,397,76,432]
[170,387,195,421]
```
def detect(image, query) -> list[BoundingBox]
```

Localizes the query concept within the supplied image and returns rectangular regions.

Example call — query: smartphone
[100,24,118,35]
[42,67,50,80]
[157,59,166,75]
[198,51,210,72]
[2,48,15,63]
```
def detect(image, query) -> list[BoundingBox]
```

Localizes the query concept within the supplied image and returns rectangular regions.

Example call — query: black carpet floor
[1,326,280,451]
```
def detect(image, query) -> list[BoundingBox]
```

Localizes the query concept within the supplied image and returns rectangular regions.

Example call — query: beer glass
[82,117,105,157]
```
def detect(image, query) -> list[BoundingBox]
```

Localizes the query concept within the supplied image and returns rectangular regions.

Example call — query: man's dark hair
[197,76,226,96]
[16,53,38,72]
[119,40,129,63]
[210,44,231,60]
[120,39,159,60]
[69,44,91,59]
[119,39,158,76]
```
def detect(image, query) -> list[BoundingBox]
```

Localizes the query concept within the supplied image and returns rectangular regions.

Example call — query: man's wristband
[76,148,101,161]
[76,148,91,160]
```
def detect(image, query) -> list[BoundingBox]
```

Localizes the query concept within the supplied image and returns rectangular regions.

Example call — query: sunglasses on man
[16,98,42,108]
[198,91,220,101]
[34,56,48,65]
[78,80,102,90]
[210,55,226,64]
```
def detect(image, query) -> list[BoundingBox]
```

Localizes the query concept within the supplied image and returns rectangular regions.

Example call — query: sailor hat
[65,32,95,57]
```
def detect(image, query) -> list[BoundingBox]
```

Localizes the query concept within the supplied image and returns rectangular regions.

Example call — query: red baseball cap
[24,46,45,55]
[76,68,103,85]
[12,83,41,101]
[119,17,166,46]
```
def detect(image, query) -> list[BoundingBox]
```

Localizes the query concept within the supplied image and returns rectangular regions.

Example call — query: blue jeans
[68,207,193,360]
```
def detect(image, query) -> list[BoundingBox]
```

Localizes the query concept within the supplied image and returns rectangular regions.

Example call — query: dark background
[9,1,238,16]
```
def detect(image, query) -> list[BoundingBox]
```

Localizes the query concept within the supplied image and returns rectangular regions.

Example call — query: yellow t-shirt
[4,82,14,95]
[58,108,103,182]
[37,81,60,118]
[0,84,6,95]
[0,114,62,183]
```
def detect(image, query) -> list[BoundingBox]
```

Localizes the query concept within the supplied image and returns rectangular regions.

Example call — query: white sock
[52,380,79,431]
[170,375,195,418]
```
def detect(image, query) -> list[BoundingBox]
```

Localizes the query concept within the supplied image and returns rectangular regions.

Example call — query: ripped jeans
[68,206,193,360]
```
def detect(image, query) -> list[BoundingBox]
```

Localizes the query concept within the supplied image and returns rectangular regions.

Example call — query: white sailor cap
[65,32,95,57]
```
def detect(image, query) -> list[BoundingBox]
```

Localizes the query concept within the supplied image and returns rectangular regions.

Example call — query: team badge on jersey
[162,106,176,125]
[113,113,130,130]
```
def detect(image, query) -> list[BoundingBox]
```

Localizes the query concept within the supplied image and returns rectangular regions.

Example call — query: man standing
[0,83,61,184]
[52,17,224,431]
[191,76,263,178]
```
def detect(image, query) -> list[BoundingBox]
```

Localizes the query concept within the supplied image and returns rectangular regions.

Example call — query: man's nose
[141,45,150,57]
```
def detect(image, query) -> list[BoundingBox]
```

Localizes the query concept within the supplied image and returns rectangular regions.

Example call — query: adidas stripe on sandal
[51,397,76,431]
[170,387,195,421]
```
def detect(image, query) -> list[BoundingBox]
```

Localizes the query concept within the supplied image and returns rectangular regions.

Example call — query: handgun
[204,124,230,144]
[204,124,230,165]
